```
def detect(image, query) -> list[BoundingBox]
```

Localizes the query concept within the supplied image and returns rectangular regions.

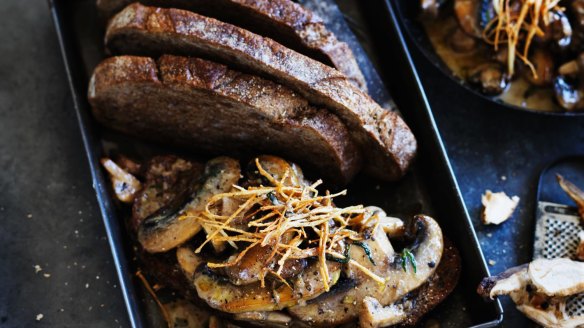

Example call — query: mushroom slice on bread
[103,155,459,326]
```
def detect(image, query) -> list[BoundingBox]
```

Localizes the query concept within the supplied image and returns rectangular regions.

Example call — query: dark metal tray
[48,0,503,326]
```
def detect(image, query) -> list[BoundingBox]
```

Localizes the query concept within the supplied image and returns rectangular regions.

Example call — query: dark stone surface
[413,54,584,326]
[1,0,582,328]
[0,1,129,327]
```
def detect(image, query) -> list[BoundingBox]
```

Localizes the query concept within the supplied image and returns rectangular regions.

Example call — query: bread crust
[97,0,367,91]
[104,3,417,181]
[88,55,361,185]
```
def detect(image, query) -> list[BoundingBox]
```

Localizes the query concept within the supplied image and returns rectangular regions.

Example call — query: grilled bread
[96,0,367,91]
[88,55,361,185]
[104,3,417,181]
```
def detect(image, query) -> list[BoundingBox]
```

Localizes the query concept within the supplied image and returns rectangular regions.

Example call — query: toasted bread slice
[88,55,361,184]
[96,0,367,91]
[104,3,417,181]
[397,238,461,326]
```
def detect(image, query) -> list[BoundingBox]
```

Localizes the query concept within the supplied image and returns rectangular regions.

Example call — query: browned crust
[88,55,361,185]
[104,3,417,181]
[96,0,367,91]
[398,238,461,326]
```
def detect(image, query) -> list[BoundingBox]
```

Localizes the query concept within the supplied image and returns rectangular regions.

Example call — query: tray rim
[47,0,504,326]
[379,1,504,326]
[48,0,146,326]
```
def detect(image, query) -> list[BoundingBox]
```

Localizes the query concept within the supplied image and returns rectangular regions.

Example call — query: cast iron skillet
[392,0,584,116]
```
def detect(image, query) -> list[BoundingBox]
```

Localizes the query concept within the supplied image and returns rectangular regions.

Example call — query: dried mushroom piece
[101,158,142,203]
[478,258,584,327]
[481,190,520,225]
[557,174,584,222]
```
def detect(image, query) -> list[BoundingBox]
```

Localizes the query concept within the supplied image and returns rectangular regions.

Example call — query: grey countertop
[0,1,127,327]
[1,0,583,327]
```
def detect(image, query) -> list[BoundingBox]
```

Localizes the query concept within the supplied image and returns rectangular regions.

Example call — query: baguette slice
[88,55,361,185]
[96,0,367,91]
[105,3,417,181]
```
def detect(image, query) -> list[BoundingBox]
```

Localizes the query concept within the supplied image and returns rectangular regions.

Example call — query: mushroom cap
[529,258,584,297]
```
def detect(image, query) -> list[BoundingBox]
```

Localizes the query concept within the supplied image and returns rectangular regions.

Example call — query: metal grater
[533,201,584,317]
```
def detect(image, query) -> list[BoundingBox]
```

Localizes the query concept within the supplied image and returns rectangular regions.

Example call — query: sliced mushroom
[572,0,584,29]
[245,155,308,188]
[547,10,573,51]
[101,158,142,203]
[454,0,494,38]
[288,215,443,326]
[366,206,405,238]
[558,60,580,77]
[344,220,396,280]
[554,54,584,111]
[359,296,406,328]
[468,62,509,95]
[553,75,584,111]
[524,48,555,87]
[131,156,203,231]
[570,0,584,50]
[138,157,241,253]
[478,259,584,328]
[219,156,309,286]
[233,311,292,327]
[449,27,478,53]
[193,261,341,313]
[176,246,205,281]
[222,244,307,286]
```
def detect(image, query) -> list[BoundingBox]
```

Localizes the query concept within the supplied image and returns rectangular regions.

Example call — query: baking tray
[48,0,503,326]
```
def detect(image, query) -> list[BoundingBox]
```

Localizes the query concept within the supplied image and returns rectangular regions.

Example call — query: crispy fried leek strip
[482,0,562,77]
[185,158,387,290]
[136,271,172,328]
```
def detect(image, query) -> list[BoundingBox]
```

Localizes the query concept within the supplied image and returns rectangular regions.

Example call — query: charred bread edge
[96,0,367,91]
[104,3,417,181]
[88,55,361,185]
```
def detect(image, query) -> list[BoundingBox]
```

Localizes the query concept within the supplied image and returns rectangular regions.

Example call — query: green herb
[324,241,377,266]
[324,241,376,265]
[401,248,417,273]
[352,241,375,265]
[326,243,352,264]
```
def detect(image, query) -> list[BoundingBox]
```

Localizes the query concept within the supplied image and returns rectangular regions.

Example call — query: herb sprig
[401,248,417,273]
